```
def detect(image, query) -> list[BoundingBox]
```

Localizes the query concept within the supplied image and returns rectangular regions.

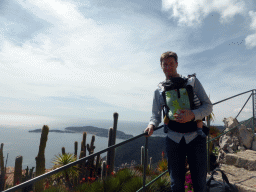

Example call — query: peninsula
[29,126,133,140]
[65,126,133,139]
[28,129,75,133]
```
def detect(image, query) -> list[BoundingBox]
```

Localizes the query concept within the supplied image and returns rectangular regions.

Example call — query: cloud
[234,107,252,113]
[17,0,88,28]
[1,0,171,115]
[0,112,54,127]
[245,11,256,49]
[161,0,247,26]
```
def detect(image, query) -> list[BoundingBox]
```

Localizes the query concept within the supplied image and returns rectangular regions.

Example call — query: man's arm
[144,89,162,136]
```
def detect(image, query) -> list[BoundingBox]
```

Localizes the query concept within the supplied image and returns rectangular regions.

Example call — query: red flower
[45,180,49,189]
[82,178,86,181]
[91,177,96,182]
[162,151,165,158]
[111,172,115,176]
[106,165,109,169]
[88,177,96,182]
[16,179,20,185]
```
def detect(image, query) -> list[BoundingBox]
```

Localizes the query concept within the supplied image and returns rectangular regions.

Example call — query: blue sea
[0,119,151,169]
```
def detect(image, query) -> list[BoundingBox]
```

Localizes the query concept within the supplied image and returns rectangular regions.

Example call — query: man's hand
[173,109,195,123]
[144,124,154,137]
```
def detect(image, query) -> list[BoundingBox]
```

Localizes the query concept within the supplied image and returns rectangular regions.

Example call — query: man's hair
[160,51,178,66]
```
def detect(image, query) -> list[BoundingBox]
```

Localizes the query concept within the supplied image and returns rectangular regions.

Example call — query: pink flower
[188,191,192,192]
[184,185,188,189]
[186,179,192,184]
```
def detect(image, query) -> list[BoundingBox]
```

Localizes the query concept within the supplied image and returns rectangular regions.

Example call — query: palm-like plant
[51,153,79,186]
[207,94,216,123]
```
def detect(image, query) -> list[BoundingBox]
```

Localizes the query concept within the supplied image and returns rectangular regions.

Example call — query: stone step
[225,150,256,171]
[207,164,256,192]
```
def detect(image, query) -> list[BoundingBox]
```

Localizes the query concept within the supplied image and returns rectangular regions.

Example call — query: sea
[0,118,224,170]
[0,119,151,169]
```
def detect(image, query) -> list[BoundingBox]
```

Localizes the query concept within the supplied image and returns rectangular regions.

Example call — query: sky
[0,0,256,128]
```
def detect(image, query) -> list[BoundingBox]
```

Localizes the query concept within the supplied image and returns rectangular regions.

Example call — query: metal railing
[3,89,256,192]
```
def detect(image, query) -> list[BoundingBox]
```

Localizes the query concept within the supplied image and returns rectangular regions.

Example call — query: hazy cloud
[162,0,247,26]
[245,11,256,49]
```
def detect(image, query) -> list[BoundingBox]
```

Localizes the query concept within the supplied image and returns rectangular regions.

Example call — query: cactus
[78,132,87,180]
[62,147,66,155]
[101,161,106,180]
[13,155,22,191]
[22,166,34,192]
[74,141,78,159]
[87,135,96,177]
[79,132,87,159]
[106,113,118,176]
[149,157,152,170]
[112,112,118,145]
[87,135,95,155]
[0,143,5,191]
[141,146,144,166]
[141,147,148,166]
[106,128,113,176]
[95,154,100,177]
[35,125,49,192]
[82,132,87,156]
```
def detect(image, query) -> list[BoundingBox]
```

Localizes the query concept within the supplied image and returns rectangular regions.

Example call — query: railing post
[252,89,255,135]
[207,116,210,173]
[142,137,148,192]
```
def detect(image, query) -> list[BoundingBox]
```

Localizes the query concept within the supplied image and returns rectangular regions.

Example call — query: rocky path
[207,164,256,192]
[207,150,256,192]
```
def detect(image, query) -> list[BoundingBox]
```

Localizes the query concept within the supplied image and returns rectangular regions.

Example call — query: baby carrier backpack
[162,74,208,134]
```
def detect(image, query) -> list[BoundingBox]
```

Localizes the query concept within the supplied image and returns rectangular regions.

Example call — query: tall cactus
[87,135,95,177]
[78,132,87,180]
[0,143,5,191]
[107,128,113,175]
[141,147,148,166]
[107,112,119,175]
[79,132,87,159]
[101,161,106,180]
[62,147,66,155]
[95,154,100,177]
[141,146,144,166]
[13,155,22,192]
[112,112,118,145]
[74,141,78,159]
[35,125,49,192]
[149,157,152,170]
[22,166,34,192]
[87,135,95,155]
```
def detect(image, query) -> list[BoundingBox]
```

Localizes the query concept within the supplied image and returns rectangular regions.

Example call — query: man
[144,51,212,192]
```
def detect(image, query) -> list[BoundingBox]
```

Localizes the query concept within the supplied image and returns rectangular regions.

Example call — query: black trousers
[166,135,207,192]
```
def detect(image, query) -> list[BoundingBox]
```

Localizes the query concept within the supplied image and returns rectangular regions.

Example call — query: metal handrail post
[235,93,252,119]
[207,116,210,173]
[142,136,148,192]
[252,89,255,135]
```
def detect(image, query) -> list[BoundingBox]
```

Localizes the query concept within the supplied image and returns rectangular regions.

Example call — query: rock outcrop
[217,117,256,164]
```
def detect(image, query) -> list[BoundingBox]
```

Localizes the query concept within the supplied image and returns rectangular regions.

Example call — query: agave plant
[51,153,79,187]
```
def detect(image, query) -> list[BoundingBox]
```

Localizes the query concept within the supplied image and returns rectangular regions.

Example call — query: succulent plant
[35,125,49,192]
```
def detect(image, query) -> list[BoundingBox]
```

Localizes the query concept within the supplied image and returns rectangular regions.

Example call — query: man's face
[161,57,178,77]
